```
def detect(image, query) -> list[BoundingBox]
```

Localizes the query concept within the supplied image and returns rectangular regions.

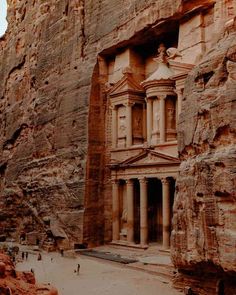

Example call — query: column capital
[125,179,133,185]
[110,104,117,110]
[139,177,148,184]
[175,88,183,96]
[145,96,156,102]
[111,179,119,185]
[161,177,170,185]
[158,95,167,100]
[124,101,135,107]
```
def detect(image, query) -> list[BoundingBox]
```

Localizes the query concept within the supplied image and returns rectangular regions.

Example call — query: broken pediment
[169,60,194,76]
[109,71,144,98]
[112,149,179,168]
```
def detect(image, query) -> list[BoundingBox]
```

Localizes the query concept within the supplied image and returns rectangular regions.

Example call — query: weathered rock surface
[0,253,58,295]
[0,0,184,246]
[1,2,236,294]
[172,18,236,294]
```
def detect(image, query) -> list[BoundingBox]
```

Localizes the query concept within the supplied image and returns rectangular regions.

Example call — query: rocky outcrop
[172,18,236,295]
[0,253,58,295]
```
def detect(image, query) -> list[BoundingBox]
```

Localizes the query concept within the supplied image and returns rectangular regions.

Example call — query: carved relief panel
[165,96,177,141]
[132,104,143,145]
[117,105,126,147]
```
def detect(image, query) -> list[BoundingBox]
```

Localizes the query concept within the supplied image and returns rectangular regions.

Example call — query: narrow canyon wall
[1,6,235,295]
[0,0,90,247]
[172,18,236,295]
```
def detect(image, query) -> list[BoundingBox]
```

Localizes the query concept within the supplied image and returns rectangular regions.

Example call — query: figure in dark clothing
[77,263,80,275]
[60,249,64,257]
[21,252,25,260]
[25,251,28,260]
[37,253,42,261]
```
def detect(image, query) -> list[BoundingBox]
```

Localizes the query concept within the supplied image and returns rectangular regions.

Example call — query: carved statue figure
[166,47,182,60]
[119,116,126,137]
[167,107,176,130]
[154,110,160,131]
[154,44,182,64]
[121,208,127,223]
[154,43,168,64]
[133,116,142,133]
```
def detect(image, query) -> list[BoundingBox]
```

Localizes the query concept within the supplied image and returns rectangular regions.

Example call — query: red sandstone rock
[0,253,58,295]
[0,1,236,294]
[0,0,184,247]
[172,16,236,295]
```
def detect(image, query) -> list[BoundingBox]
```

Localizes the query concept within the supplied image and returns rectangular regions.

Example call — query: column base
[159,247,170,254]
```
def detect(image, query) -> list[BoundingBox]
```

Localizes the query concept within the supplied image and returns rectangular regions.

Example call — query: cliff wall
[0,0,182,246]
[172,18,236,295]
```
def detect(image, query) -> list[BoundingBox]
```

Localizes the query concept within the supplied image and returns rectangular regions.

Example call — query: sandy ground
[16,251,182,295]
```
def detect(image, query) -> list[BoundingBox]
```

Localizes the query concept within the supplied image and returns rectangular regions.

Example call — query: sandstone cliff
[172,18,236,295]
[1,0,236,294]
[0,0,183,246]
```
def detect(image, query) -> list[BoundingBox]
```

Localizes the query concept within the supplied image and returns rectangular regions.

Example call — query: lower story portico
[110,149,179,249]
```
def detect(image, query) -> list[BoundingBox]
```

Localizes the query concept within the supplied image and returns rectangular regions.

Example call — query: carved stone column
[112,179,120,241]
[176,88,183,121]
[139,178,148,246]
[159,95,166,144]
[126,102,133,147]
[142,104,147,142]
[146,98,153,145]
[161,178,170,248]
[126,179,134,243]
[152,98,160,145]
[111,106,117,148]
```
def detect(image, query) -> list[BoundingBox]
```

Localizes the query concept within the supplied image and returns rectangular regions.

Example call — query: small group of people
[21,251,29,260]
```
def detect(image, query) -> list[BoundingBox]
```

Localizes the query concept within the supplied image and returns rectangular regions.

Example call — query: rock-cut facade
[0,0,235,294]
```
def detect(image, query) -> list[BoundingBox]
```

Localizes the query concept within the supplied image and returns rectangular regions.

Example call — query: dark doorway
[133,179,140,244]
[156,179,163,243]
[147,178,163,243]
[168,177,176,230]
[148,178,157,242]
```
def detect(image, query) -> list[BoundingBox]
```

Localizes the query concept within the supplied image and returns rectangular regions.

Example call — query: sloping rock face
[0,0,182,246]
[172,20,236,294]
[0,253,58,295]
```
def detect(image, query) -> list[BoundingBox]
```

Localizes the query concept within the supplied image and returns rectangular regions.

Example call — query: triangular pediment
[113,149,179,168]
[109,73,144,97]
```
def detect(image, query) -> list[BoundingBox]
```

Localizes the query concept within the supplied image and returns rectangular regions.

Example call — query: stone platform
[78,244,176,282]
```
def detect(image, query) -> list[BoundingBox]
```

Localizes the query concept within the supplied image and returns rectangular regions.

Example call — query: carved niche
[165,96,177,141]
[132,104,143,145]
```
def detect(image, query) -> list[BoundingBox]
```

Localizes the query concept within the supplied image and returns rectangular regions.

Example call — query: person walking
[21,252,25,260]
[37,253,42,261]
[77,263,80,275]
[25,251,28,260]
